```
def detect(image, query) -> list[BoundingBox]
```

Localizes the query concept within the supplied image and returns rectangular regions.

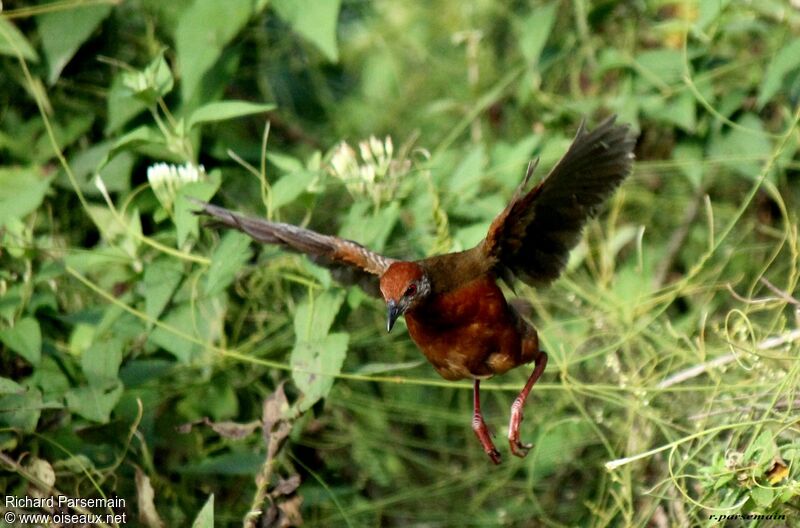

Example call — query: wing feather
[194,201,395,296]
[482,116,635,286]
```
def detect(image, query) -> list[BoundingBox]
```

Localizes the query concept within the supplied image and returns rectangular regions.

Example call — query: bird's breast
[404,275,523,380]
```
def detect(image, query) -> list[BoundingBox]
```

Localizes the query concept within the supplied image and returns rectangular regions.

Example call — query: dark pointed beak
[386,300,401,333]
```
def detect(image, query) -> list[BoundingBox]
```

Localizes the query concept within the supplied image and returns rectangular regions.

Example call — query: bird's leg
[508,351,548,458]
[472,379,501,464]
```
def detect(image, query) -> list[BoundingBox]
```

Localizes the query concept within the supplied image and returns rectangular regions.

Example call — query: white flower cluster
[147,162,206,212]
[328,136,410,206]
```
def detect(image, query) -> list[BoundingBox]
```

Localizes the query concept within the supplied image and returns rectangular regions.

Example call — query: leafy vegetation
[1,1,800,526]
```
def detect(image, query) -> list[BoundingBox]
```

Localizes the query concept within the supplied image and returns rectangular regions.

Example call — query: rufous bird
[195,116,635,464]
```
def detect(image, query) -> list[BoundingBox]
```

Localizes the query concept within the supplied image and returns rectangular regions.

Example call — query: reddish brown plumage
[196,116,636,463]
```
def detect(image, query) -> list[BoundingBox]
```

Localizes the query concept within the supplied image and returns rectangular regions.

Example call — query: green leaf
[750,486,775,508]
[272,0,341,62]
[0,317,42,367]
[191,494,214,528]
[709,114,772,181]
[99,126,165,170]
[445,145,486,199]
[292,290,345,341]
[673,143,705,190]
[292,333,349,412]
[106,74,149,134]
[339,202,399,252]
[144,258,184,322]
[37,3,113,84]
[65,383,124,423]
[204,231,253,296]
[81,337,123,387]
[270,170,315,209]
[188,101,275,129]
[0,166,53,228]
[517,2,557,66]
[635,49,684,88]
[176,0,255,101]
[758,38,800,107]
[0,18,39,62]
[291,291,348,412]
[0,377,24,395]
[148,304,199,363]
[0,389,43,433]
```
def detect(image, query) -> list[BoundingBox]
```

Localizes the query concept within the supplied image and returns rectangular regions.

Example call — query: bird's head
[379,261,431,332]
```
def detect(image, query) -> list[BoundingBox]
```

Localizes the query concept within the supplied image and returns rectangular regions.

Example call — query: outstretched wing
[482,115,635,287]
[194,201,396,297]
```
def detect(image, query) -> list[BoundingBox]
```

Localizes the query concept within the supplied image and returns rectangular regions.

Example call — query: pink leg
[472,379,501,464]
[508,351,548,458]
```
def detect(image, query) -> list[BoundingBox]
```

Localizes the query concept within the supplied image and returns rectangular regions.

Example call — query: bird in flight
[195,116,635,464]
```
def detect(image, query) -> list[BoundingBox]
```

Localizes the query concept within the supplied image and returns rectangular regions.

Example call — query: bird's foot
[472,413,502,465]
[508,397,533,458]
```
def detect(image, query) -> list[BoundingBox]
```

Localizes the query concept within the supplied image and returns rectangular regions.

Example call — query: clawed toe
[510,439,533,458]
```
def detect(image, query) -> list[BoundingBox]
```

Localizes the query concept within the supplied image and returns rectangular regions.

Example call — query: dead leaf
[176,418,260,440]
[26,457,55,498]
[263,383,293,456]
[272,475,301,497]
[277,494,303,527]
[204,418,260,440]
[135,467,165,528]
[766,456,789,485]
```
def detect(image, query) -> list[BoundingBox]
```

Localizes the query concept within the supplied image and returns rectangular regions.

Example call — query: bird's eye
[404,284,417,297]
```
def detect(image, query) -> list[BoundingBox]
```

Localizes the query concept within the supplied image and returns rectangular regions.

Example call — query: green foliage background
[1,0,800,526]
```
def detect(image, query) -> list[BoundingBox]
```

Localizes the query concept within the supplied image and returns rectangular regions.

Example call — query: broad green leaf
[81,337,123,387]
[65,383,123,423]
[148,304,200,363]
[188,101,275,129]
[445,145,486,198]
[673,143,705,190]
[0,166,53,227]
[642,91,696,132]
[144,258,184,321]
[0,18,39,62]
[758,38,800,107]
[99,126,165,170]
[292,290,346,341]
[37,3,113,84]
[191,494,214,528]
[339,201,399,252]
[708,114,772,180]
[0,317,42,366]
[204,231,253,296]
[291,291,348,412]
[635,49,684,88]
[750,486,775,508]
[270,169,315,209]
[106,74,149,133]
[517,2,557,66]
[0,389,43,433]
[267,152,305,173]
[0,377,24,395]
[292,332,349,412]
[272,0,341,62]
[176,0,255,101]
[60,140,134,195]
